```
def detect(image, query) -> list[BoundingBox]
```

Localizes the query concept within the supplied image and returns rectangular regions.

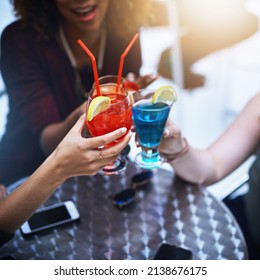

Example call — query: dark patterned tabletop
[0,161,248,260]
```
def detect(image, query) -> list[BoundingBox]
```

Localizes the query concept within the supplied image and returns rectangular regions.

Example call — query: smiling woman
[11,0,153,42]
[0,0,158,187]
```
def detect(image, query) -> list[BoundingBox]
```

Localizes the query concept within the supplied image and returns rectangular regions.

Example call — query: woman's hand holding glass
[131,87,176,169]
[159,119,184,155]
[54,114,132,181]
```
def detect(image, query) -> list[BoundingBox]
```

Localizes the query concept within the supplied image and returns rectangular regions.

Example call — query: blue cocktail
[132,88,174,169]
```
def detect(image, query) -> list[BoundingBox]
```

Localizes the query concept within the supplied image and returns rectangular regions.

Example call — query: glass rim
[88,83,129,105]
[92,75,126,89]
[133,99,173,112]
[132,88,174,108]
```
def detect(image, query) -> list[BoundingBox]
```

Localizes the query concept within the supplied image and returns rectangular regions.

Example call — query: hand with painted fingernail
[159,119,185,156]
[53,114,132,180]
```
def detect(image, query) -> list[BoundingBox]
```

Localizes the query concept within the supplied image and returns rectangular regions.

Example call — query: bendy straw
[117,33,139,87]
[77,39,100,96]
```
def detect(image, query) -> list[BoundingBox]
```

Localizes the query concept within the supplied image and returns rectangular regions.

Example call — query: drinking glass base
[98,158,127,176]
[134,153,165,169]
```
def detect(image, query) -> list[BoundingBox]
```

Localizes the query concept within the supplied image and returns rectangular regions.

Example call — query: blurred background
[1,0,259,198]
[0,0,14,138]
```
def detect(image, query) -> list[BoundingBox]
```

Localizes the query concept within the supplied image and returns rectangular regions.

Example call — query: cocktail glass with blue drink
[132,87,176,169]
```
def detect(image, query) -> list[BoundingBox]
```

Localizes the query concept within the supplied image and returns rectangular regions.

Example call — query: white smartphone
[20,200,80,236]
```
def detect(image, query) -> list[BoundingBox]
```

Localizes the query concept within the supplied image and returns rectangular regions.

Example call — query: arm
[40,102,86,155]
[0,115,132,233]
[159,93,260,185]
[1,23,86,156]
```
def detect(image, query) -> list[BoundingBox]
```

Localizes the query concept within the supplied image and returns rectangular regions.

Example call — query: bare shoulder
[242,93,260,122]
[226,92,260,149]
[242,93,260,141]
[247,92,260,111]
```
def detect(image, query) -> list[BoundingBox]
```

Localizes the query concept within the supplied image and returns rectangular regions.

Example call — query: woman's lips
[72,5,97,22]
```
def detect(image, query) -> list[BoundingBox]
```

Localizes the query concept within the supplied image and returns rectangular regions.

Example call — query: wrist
[160,138,189,162]
[45,151,68,185]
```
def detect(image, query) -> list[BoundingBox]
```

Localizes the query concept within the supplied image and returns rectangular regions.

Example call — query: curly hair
[10,0,156,41]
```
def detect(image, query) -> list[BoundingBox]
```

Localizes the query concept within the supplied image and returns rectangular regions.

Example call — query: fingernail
[120,127,127,134]
[164,128,170,137]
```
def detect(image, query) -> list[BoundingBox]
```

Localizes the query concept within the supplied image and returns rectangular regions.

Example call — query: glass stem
[141,146,159,161]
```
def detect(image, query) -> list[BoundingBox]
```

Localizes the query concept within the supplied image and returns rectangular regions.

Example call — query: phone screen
[153,243,193,260]
[28,205,71,230]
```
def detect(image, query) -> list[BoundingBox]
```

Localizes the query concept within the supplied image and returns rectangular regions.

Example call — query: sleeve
[0,23,62,135]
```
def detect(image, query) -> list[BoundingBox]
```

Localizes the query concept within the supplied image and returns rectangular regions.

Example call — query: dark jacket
[0,20,142,185]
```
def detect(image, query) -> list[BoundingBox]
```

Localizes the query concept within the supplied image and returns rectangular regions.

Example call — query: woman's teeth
[74,6,95,15]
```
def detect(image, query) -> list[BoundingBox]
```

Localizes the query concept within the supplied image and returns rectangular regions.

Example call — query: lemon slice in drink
[87,96,111,121]
[152,85,177,104]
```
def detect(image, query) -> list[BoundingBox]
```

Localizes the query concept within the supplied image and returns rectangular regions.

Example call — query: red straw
[117,33,139,87]
[77,39,100,96]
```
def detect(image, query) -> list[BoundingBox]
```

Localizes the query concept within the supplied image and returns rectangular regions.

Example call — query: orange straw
[77,39,100,96]
[117,33,139,87]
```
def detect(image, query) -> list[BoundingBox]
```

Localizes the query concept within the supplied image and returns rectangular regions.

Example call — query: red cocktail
[86,83,132,174]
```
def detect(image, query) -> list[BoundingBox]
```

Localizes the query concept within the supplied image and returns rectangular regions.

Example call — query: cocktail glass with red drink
[86,83,132,175]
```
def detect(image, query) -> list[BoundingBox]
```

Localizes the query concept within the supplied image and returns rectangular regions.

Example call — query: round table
[0,162,248,260]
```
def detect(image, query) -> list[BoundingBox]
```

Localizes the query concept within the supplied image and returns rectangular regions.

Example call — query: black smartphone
[153,243,193,260]
[20,201,80,236]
